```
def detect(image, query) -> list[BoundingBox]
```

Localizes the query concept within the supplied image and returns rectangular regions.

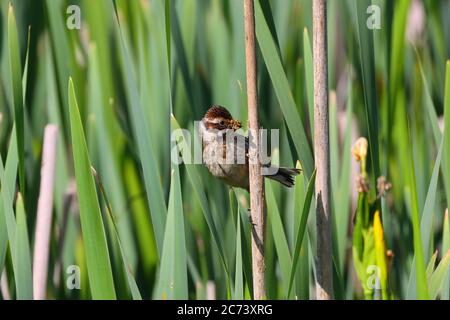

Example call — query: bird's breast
[202,140,249,189]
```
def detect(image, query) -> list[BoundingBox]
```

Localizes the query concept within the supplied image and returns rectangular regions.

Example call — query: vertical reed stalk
[313,0,333,299]
[33,125,58,299]
[244,0,266,299]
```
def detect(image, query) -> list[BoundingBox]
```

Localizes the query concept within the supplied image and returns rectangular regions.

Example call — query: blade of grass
[400,93,429,299]
[21,26,30,103]
[444,61,450,225]
[235,189,254,297]
[123,157,157,284]
[68,78,116,299]
[407,136,444,298]
[415,49,442,147]
[389,0,410,103]
[287,169,316,298]
[442,61,450,299]
[93,170,142,300]
[171,115,230,278]
[0,129,18,276]
[169,3,199,117]
[156,165,188,299]
[0,128,18,251]
[421,138,443,259]
[373,211,388,300]
[7,4,25,196]
[429,251,450,299]
[292,163,310,300]
[0,191,6,275]
[0,128,18,271]
[266,181,292,296]
[442,211,450,299]
[303,28,314,137]
[45,0,76,133]
[88,44,137,270]
[335,85,353,271]
[426,251,438,282]
[233,193,244,300]
[354,0,380,188]
[415,50,448,204]
[255,1,313,177]
[113,8,167,255]
[14,193,32,299]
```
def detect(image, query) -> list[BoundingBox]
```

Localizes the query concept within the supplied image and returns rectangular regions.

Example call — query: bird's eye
[220,120,225,125]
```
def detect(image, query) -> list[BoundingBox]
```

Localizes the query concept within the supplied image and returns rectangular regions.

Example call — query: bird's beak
[229,119,242,130]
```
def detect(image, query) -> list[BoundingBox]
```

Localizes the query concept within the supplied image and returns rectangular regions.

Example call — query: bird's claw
[247,209,256,227]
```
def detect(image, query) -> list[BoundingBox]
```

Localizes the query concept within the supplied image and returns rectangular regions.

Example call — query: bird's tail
[264,167,301,187]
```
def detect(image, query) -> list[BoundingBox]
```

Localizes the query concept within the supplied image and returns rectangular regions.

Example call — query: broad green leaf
[68,78,116,299]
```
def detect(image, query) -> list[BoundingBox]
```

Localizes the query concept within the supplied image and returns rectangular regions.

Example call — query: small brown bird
[199,105,300,190]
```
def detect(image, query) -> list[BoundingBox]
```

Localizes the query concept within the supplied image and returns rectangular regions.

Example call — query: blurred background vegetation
[0,0,450,300]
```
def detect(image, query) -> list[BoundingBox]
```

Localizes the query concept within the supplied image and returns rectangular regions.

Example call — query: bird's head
[202,105,242,131]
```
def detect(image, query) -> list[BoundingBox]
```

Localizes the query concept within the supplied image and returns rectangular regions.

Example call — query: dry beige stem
[244,0,266,300]
[33,124,59,300]
[313,0,333,300]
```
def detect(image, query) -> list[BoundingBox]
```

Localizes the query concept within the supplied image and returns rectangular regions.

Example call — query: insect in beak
[229,119,242,130]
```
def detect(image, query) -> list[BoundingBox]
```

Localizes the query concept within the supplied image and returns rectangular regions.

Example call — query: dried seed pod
[377,176,392,198]
[356,174,370,193]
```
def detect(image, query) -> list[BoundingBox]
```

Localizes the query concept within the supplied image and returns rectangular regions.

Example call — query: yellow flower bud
[352,137,368,162]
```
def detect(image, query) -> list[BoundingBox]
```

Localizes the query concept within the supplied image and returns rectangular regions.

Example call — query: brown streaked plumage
[203,105,242,131]
[205,105,233,120]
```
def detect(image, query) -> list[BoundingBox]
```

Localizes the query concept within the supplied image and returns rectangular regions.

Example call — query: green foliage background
[0,0,449,299]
